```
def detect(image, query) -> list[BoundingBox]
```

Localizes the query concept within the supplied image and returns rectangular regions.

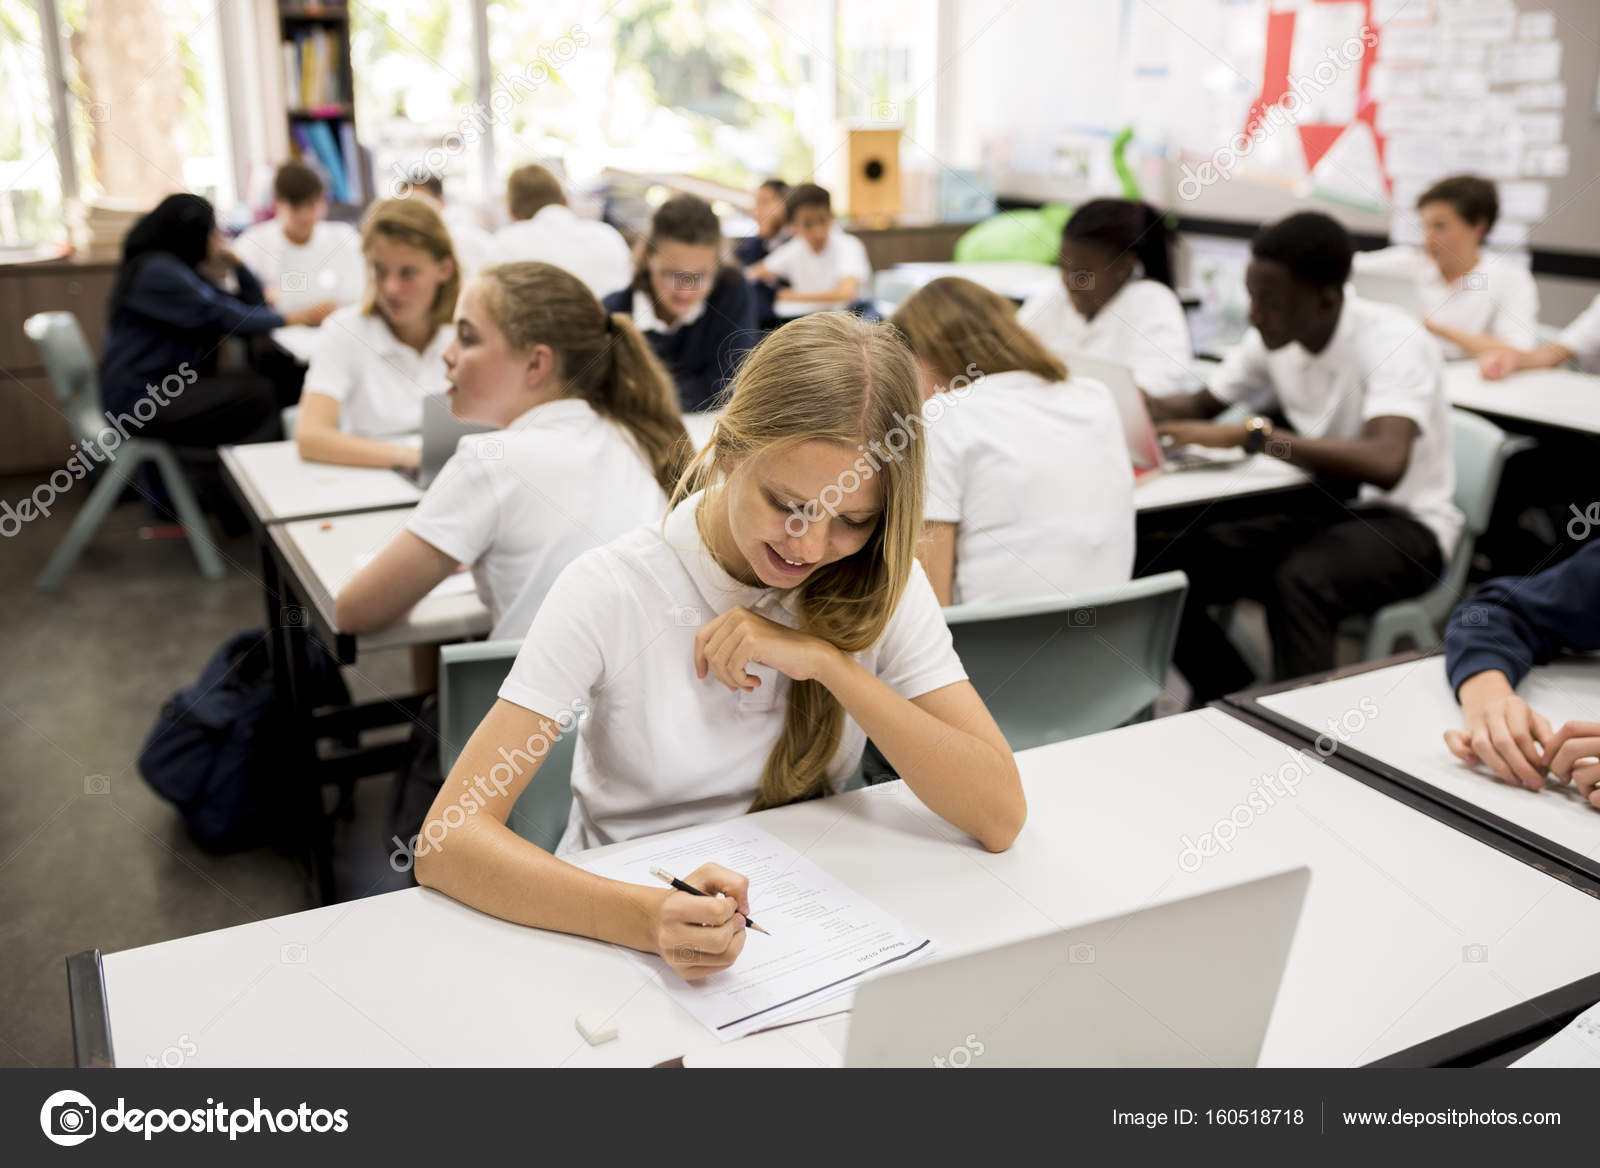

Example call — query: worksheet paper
[1513,1002,1600,1068]
[575,821,934,1041]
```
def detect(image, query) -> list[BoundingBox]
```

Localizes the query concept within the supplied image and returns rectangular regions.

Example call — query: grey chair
[943,571,1189,752]
[1341,409,1536,658]
[438,639,577,852]
[23,312,223,590]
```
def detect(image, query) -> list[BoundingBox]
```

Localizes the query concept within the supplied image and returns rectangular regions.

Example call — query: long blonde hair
[360,198,461,333]
[892,276,1066,386]
[476,261,690,492]
[672,312,926,810]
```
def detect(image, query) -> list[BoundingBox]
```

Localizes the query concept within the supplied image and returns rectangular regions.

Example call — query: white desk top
[874,261,1060,306]
[1133,453,1311,513]
[270,325,323,366]
[274,508,490,651]
[98,709,1600,1067]
[1257,656,1600,866]
[221,440,422,525]
[1445,360,1600,436]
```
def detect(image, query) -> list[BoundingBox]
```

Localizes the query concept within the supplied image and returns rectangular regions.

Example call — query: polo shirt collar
[505,396,595,434]
[366,312,450,364]
[662,488,800,620]
[633,289,706,335]
[1286,292,1361,370]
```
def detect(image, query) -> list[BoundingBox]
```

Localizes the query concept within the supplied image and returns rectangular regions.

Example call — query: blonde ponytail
[676,312,926,810]
[475,262,690,492]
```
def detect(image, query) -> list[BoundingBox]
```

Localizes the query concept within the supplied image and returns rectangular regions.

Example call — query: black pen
[650,865,771,935]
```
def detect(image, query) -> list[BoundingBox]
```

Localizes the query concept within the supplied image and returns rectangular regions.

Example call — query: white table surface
[274,508,490,651]
[98,709,1600,1067]
[874,261,1060,306]
[270,325,323,366]
[221,440,422,525]
[1257,656,1600,866]
[1445,360,1600,436]
[1133,453,1311,513]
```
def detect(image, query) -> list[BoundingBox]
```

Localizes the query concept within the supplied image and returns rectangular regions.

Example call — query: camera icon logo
[83,102,110,124]
[84,774,110,796]
[1266,437,1293,460]
[1066,269,1096,291]
[280,605,308,627]
[40,1089,97,1146]
[1069,942,1096,964]
[281,271,309,293]
[476,437,505,460]
[671,605,702,627]
[1070,607,1096,628]
[871,100,899,122]
[1461,606,1487,627]
[673,943,700,965]
[1464,272,1488,291]
[1462,943,1489,963]
[280,942,308,964]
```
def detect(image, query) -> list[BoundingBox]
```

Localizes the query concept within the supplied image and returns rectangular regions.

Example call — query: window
[0,0,65,250]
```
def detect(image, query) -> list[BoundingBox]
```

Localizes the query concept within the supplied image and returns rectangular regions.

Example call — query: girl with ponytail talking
[1018,198,1195,396]
[335,261,690,640]
[413,312,1025,982]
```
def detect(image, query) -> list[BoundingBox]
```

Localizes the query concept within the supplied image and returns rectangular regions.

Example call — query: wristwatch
[1243,415,1276,455]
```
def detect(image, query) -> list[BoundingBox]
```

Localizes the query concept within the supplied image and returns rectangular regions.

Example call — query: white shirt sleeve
[301,310,360,403]
[761,237,804,280]
[1486,265,1539,350]
[326,223,368,305]
[921,410,963,525]
[1358,328,1442,433]
[498,547,616,720]
[1206,329,1276,409]
[1115,281,1195,395]
[1557,293,1600,372]
[835,231,872,284]
[404,445,497,567]
[871,560,969,699]
[233,222,282,286]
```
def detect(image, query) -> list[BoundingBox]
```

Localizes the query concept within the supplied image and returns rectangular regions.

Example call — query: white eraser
[575,1010,620,1045]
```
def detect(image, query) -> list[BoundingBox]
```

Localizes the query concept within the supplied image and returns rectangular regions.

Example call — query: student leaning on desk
[1442,540,1600,809]
[414,313,1025,981]
[1479,292,1600,380]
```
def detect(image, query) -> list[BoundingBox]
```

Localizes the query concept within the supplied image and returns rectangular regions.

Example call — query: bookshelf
[277,2,369,211]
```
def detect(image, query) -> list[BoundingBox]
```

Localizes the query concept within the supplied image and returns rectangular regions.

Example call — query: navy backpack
[138,628,349,850]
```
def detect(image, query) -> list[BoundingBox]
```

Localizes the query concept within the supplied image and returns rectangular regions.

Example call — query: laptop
[844,867,1309,1067]
[409,393,495,489]
[1065,351,1244,479]
[1350,270,1426,319]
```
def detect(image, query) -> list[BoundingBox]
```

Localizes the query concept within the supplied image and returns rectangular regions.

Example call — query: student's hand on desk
[1477,349,1520,381]
[1444,672,1553,789]
[653,863,750,981]
[392,443,422,471]
[1156,421,1247,450]
[695,606,837,690]
[1540,722,1600,809]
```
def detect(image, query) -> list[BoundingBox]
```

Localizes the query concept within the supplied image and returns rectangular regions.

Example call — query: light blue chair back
[943,571,1188,752]
[24,312,105,445]
[438,639,577,852]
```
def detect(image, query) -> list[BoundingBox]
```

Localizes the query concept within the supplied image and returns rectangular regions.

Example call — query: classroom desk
[1445,360,1600,437]
[1228,654,1600,885]
[1132,453,1312,514]
[270,324,323,367]
[220,440,422,525]
[69,709,1600,1068]
[872,261,1060,308]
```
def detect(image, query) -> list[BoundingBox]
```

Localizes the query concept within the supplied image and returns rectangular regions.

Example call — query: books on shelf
[281,25,344,112]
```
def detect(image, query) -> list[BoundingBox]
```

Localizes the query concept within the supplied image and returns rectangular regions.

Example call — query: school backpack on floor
[138,628,349,850]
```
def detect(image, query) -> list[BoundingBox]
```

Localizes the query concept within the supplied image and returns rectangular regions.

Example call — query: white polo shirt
[302,305,452,436]
[405,398,668,639]
[234,219,365,312]
[1557,293,1600,372]
[1209,295,1463,558]
[632,288,705,335]
[1018,278,1195,395]
[439,205,495,281]
[499,489,969,854]
[491,204,634,299]
[762,225,872,297]
[923,370,1135,604]
[1352,245,1539,358]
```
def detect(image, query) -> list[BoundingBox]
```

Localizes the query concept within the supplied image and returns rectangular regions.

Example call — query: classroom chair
[1341,410,1535,660]
[23,312,224,591]
[438,639,576,852]
[943,571,1189,752]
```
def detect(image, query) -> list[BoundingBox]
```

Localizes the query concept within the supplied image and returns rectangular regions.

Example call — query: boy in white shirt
[1352,174,1539,360]
[751,183,872,310]
[234,162,363,315]
[1145,212,1461,704]
[491,163,633,299]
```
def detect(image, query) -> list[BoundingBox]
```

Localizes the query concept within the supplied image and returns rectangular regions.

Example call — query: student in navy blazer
[602,194,758,414]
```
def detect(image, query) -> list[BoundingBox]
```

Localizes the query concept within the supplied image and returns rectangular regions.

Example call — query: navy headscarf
[108,193,217,316]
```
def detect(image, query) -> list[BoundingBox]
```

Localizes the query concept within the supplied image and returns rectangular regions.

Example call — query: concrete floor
[0,478,413,1068]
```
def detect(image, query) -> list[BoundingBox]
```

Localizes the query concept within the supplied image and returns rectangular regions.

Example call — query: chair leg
[147,445,225,581]
[33,454,142,591]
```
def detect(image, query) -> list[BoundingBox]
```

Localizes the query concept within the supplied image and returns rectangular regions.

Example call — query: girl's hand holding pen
[649,862,751,981]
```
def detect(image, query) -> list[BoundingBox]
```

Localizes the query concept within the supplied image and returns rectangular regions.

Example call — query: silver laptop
[1065,351,1241,478]
[1350,270,1425,319]
[414,393,494,488]
[844,867,1309,1067]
